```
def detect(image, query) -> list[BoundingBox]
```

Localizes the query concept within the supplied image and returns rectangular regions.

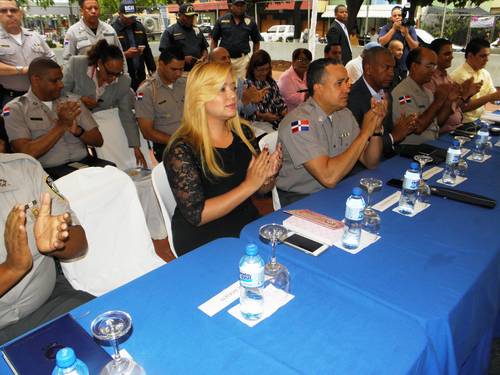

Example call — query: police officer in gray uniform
[135,47,185,160]
[392,47,455,145]
[0,153,93,345]
[159,3,208,72]
[277,59,385,206]
[211,0,262,79]
[63,0,124,66]
[4,58,104,178]
[0,0,56,148]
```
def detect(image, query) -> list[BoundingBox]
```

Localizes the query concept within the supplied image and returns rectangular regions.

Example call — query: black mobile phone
[283,233,325,253]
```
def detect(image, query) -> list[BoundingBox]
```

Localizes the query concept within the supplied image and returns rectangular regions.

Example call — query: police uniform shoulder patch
[244,17,251,25]
[45,176,66,201]
[399,95,412,104]
[291,119,310,133]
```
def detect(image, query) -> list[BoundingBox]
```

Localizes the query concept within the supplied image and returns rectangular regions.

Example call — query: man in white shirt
[345,41,380,84]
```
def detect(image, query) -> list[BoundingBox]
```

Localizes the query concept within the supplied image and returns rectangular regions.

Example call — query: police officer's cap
[119,0,138,18]
[179,3,198,16]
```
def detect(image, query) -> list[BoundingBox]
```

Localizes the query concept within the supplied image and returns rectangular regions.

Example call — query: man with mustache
[276,58,385,206]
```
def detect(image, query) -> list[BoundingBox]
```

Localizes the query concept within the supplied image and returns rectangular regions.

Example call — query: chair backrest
[55,166,164,296]
[151,162,178,257]
[92,108,153,170]
[258,131,281,210]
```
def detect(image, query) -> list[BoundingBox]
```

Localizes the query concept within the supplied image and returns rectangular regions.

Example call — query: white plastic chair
[92,107,153,170]
[55,166,164,296]
[151,162,178,258]
[258,131,281,210]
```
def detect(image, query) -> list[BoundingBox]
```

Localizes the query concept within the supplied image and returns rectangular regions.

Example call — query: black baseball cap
[119,0,138,18]
[179,3,198,16]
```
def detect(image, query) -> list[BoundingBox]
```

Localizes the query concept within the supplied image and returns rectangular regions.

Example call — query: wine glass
[454,136,469,177]
[259,223,290,292]
[91,311,145,375]
[413,154,433,203]
[359,177,382,234]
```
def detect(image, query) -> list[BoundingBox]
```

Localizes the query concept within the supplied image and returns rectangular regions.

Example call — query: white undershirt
[42,101,53,110]
[9,33,22,45]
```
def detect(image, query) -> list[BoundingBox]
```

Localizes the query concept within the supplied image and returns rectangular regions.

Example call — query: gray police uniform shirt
[63,19,123,65]
[159,22,208,59]
[392,76,439,145]
[4,90,98,168]
[0,153,79,330]
[0,26,56,92]
[134,73,186,137]
[277,97,359,195]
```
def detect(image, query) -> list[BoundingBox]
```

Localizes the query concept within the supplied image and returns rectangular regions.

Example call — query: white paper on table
[332,230,380,255]
[495,140,500,147]
[372,191,401,212]
[460,148,470,157]
[467,154,492,163]
[228,284,295,327]
[422,166,443,181]
[283,215,342,246]
[436,176,467,187]
[198,281,240,317]
[392,201,430,217]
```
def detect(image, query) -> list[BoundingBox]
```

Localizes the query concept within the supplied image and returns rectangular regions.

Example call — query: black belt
[1,87,26,97]
[229,52,249,59]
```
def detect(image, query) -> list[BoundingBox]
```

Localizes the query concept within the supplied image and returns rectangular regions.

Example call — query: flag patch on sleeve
[291,119,309,133]
[64,39,70,46]
[399,95,412,104]
[136,92,144,101]
[2,107,10,117]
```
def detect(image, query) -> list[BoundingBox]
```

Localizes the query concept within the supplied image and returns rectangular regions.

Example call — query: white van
[261,25,295,42]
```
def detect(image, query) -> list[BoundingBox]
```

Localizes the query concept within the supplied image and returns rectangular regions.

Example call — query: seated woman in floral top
[242,50,287,129]
[164,62,282,255]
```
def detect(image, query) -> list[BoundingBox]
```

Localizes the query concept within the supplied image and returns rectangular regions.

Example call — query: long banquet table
[240,140,500,374]
[1,237,441,374]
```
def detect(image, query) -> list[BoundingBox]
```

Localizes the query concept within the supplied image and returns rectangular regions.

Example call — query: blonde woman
[164,62,282,255]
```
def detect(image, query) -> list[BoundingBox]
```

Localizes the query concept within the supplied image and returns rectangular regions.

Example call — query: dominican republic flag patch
[291,119,309,133]
[2,107,10,117]
[135,92,144,101]
[399,95,412,104]
[63,39,70,46]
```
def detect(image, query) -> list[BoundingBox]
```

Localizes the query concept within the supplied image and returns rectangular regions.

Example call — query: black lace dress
[164,131,260,256]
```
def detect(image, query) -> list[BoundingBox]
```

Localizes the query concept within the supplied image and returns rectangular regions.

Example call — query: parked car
[261,25,295,42]
[199,23,212,41]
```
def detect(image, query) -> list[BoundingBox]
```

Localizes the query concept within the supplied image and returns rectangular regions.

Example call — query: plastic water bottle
[342,187,366,249]
[398,162,420,215]
[472,124,489,161]
[52,347,89,375]
[442,140,461,185]
[239,243,264,320]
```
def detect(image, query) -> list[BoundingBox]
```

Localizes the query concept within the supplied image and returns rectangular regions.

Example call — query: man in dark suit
[326,5,352,65]
[347,46,416,157]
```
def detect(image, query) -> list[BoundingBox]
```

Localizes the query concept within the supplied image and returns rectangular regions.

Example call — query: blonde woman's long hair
[168,62,256,178]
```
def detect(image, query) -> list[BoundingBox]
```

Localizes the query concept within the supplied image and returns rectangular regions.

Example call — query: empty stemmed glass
[413,154,433,203]
[454,136,470,177]
[91,310,145,375]
[359,177,382,234]
[259,223,290,292]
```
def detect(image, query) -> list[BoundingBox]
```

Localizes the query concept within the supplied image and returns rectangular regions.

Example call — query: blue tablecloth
[240,152,500,374]
[0,238,441,374]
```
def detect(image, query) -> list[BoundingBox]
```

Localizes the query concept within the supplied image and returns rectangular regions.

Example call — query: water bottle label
[345,206,363,221]
[240,264,264,288]
[403,171,419,190]
[446,150,460,164]
[478,131,489,143]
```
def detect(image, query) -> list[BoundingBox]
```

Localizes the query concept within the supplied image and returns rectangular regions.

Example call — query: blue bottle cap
[410,162,419,170]
[55,347,76,368]
[352,187,362,196]
[245,243,258,256]
[452,140,460,148]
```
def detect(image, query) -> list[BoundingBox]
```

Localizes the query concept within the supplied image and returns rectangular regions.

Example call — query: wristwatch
[74,126,85,138]
[15,66,24,74]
